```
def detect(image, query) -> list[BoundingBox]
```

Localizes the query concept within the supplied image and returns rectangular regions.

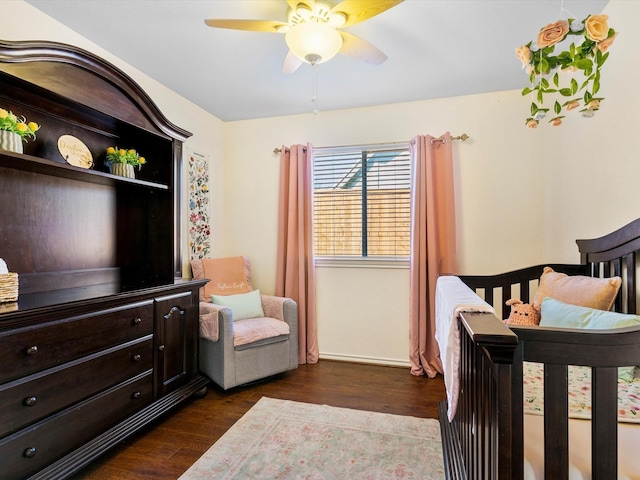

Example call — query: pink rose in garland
[536,20,569,48]
[597,32,617,53]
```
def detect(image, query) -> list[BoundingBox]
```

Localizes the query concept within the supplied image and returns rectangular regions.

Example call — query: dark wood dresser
[0,40,209,479]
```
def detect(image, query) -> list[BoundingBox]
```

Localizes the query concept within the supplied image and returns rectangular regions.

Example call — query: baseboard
[318,352,410,368]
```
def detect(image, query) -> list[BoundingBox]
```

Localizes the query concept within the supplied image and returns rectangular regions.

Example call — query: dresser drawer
[0,371,153,480]
[0,300,153,384]
[0,336,153,438]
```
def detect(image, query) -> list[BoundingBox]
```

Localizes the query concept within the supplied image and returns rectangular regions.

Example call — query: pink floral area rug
[178,397,445,480]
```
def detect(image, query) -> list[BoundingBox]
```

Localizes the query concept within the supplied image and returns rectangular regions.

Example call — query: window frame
[312,142,411,264]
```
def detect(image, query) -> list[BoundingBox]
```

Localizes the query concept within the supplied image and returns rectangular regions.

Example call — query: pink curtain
[409,133,458,377]
[276,144,319,364]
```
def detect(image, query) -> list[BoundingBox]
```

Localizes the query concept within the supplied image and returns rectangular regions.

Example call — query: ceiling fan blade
[338,31,387,65]
[204,19,287,32]
[331,0,403,27]
[282,50,304,74]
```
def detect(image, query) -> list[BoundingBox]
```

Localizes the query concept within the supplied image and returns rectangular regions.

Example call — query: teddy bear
[504,298,540,326]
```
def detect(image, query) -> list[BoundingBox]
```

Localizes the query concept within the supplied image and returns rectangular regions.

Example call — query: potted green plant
[105,146,147,178]
[0,107,40,154]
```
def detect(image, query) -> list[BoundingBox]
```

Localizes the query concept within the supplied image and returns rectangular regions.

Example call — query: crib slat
[626,253,636,314]
[519,281,530,303]
[485,288,494,310]
[501,286,511,317]
[592,367,617,479]
[611,258,622,312]
[509,346,524,480]
[544,364,569,479]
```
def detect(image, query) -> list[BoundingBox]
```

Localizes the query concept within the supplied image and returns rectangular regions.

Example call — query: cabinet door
[154,291,196,397]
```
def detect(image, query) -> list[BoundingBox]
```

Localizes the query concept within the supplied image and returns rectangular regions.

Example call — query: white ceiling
[25,0,609,122]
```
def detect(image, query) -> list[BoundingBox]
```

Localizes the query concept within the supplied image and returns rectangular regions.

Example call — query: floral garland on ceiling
[516,14,617,127]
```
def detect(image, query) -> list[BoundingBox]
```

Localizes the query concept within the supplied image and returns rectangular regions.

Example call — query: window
[313,143,411,259]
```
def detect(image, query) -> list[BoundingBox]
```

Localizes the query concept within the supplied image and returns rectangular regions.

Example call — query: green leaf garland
[516,14,617,128]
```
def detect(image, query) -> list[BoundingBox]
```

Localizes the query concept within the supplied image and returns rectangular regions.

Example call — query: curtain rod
[272,133,470,154]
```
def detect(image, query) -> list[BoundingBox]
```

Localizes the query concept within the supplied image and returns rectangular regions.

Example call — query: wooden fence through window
[313,188,410,257]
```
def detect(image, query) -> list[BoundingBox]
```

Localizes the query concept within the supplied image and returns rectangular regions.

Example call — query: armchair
[191,256,298,390]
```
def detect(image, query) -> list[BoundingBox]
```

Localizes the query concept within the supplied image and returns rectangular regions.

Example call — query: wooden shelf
[0,149,169,191]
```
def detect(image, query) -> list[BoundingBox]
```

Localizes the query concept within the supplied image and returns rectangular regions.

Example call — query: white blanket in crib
[435,275,495,422]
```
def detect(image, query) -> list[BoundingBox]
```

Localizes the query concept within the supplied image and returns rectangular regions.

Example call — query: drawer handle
[26,346,38,356]
[23,447,37,458]
[24,396,37,407]
[132,391,141,399]
[132,354,141,362]
[158,345,165,352]
[132,317,142,326]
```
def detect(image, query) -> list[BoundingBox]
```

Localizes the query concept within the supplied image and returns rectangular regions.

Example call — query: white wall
[2,0,226,277]
[7,0,638,367]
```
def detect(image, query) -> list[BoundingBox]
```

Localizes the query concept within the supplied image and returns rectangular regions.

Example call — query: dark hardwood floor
[71,360,446,479]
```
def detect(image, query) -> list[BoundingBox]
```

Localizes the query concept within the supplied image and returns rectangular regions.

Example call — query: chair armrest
[199,301,225,316]
[199,301,232,342]
[262,295,298,368]
[261,295,296,324]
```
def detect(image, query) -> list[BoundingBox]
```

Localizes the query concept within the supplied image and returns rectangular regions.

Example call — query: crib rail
[442,264,640,480]
[448,310,640,480]
[460,263,587,319]
[440,218,640,479]
[514,324,640,478]
[456,312,519,480]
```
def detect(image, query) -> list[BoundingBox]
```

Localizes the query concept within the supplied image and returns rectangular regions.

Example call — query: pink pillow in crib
[533,267,621,311]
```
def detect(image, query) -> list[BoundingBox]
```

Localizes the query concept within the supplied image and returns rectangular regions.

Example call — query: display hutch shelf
[0,40,208,479]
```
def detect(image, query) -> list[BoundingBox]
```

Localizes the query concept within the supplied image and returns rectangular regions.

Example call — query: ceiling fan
[205,0,404,74]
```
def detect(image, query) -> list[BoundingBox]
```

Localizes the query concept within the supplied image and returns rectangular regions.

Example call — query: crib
[438,217,640,480]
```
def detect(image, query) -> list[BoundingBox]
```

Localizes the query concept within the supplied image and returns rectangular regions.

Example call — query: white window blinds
[313,143,411,258]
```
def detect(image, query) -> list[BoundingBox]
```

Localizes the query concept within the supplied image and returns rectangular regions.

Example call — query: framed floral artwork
[188,151,211,259]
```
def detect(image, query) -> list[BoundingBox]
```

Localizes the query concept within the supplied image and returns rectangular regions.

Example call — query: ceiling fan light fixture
[285,22,343,64]
[295,3,312,18]
[327,12,347,28]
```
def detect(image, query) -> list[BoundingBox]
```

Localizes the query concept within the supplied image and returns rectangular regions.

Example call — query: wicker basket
[0,272,18,303]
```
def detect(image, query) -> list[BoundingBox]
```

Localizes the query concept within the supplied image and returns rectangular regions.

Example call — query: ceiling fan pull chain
[312,62,320,115]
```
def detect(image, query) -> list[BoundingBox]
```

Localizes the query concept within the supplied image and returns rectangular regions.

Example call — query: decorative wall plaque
[58,135,93,168]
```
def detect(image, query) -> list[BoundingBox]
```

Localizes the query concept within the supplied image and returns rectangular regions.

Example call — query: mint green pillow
[540,297,640,382]
[211,289,264,321]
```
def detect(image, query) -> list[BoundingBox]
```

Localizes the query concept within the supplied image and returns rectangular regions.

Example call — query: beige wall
[540,0,640,261]
[222,88,547,365]
[223,89,548,282]
[5,0,639,366]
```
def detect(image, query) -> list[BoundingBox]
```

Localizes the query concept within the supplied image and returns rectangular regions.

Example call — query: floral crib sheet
[523,362,640,423]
